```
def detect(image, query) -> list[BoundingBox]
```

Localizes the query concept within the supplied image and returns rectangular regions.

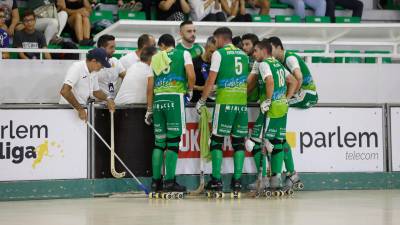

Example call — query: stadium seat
[275,15,301,23]
[335,50,362,63]
[270,0,290,9]
[305,16,331,23]
[335,16,361,23]
[386,0,400,9]
[252,15,271,22]
[90,10,114,24]
[304,50,325,63]
[118,10,146,20]
[365,51,392,64]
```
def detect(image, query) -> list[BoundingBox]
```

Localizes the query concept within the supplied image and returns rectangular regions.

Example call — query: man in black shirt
[191,36,216,102]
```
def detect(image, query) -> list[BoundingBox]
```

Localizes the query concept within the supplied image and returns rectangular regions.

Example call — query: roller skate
[285,172,304,191]
[161,179,187,200]
[248,177,272,198]
[230,178,242,199]
[268,174,285,197]
[205,176,224,199]
[148,178,163,199]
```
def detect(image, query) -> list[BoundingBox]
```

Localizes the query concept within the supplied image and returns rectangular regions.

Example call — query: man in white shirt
[95,34,126,98]
[119,34,156,70]
[59,48,116,121]
[115,46,157,104]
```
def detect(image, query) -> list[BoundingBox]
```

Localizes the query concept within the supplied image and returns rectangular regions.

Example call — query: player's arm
[286,56,302,93]
[259,62,273,113]
[247,61,259,94]
[184,51,195,92]
[247,73,257,94]
[60,84,87,121]
[285,73,298,100]
[200,51,220,101]
[147,76,154,110]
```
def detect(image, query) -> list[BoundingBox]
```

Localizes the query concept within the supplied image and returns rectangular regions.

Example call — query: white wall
[0,60,399,104]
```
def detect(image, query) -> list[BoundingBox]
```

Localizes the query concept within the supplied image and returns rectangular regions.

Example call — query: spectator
[0,0,21,36]
[13,10,51,60]
[59,48,115,121]
[325,0,363,22]
[26,0,68,45]
[116,0,152,20]
[157,0,191,21]
[221,0,252,22]
[119,33,156,70]
[95,34,126,98]
[0,8,10,59]
[176,21,204,58]
[246,0,270,15]
[279,0,326,19]
[191,36,217,102]
[188,0,226,21]
[115,46,157,104]
[58,0,94,46]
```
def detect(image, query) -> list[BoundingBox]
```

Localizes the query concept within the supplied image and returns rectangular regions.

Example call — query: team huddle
[145,23,318,198]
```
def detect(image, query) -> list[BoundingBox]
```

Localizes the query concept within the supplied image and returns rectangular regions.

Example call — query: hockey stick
[87,121,149,195]
[110,111,126,178]
[255,115,267,196]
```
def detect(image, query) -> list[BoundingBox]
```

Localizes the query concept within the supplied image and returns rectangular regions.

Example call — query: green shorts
[251,111,265,140]
[289,90,318,109]
[212,104,248,137]
[265,114,287,141]
[153,93,185,138]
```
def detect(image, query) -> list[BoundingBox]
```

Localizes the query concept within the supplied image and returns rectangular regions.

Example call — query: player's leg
[151,96,167,192]
[230,105,249,192]
[206,104,234,192]
[163,94,186,192]
[265,117,285,190]
[246,112,268,190]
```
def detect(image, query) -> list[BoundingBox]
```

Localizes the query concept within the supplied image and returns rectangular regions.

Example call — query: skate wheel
[237,192,241,199]
[149,193,154,199]
[297,182,304,190]
[255,192,261,198]
[279,190,285,196]
[177,193,184,199]
[287,189,294,196]
[272,191,280,197]
[166,193,172,200]
[220,193,225,198]
[206,192,212,198]
[265,190,272,198]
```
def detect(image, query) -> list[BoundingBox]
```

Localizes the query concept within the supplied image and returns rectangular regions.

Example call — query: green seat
[90,10,113,23]
[335,5,345,10]
[275,15,301,23]
[335,16,361,23]
[252,15,271,22]
[365,51,392,64]
[270,0,290,9]
[305,16,330,23]
[386,0,400,9]
[78,46,94,50]
[48,44,62,49]
[304,50,334,63]
[118,10,146,20]
[287,50,300,53]
[335,50,362,63]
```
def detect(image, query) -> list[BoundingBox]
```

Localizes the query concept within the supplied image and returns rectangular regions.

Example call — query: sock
[165,150,178,180]
[211,150,223,179]
[283,142,295,173]
[253,151,267,177]
[152,149,163,180]
[233,151,245,180]
[271,148,284,175]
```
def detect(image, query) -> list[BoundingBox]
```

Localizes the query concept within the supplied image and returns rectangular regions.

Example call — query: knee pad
[154,135,166,151]
[210,135,224,152]
[166,136,181,153]
[232,136,245,152]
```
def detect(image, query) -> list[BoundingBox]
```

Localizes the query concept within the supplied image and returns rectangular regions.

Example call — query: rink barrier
[1,103,400,200]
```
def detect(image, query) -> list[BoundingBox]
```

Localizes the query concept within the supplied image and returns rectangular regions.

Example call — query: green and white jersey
[283,51,316,91]
[176,43,204,59]
[151,48,193,94]
[257,57,289,118]
[210,44,249,105]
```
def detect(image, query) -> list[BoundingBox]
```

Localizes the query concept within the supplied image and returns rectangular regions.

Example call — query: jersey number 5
[234,57,243,75]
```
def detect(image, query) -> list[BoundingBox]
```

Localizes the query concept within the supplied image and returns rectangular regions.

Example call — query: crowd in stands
[0,0,399,60]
